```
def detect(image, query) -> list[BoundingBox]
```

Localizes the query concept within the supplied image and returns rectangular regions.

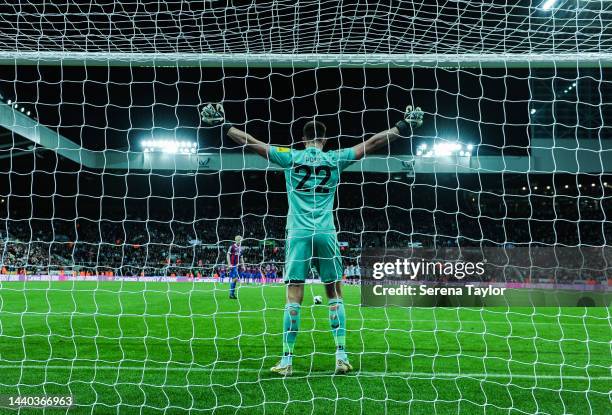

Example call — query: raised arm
[352,127,401,160]
[352,105,424,160]
[201,103,270,158]
[226,126,270,158]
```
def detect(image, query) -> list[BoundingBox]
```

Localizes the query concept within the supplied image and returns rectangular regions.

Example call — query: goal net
[0,1,610,413]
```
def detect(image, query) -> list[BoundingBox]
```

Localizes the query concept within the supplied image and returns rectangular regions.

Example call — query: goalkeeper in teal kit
[201,103,423,375]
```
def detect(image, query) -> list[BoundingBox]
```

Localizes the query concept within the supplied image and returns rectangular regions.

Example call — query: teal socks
[280,300,347,366]
[329,299,347,361]
[281,303,301,366]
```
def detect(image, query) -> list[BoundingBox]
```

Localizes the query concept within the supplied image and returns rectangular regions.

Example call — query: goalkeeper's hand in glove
[201,103,226,126]
[395,105,424,137]
[201,103,233,136]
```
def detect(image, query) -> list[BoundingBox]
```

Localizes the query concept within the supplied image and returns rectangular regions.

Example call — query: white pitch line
[2,312,609,327]
[184,315,612,327]
[0,365,609,381]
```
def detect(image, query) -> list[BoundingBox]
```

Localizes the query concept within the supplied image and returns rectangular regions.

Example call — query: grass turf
[0,281,610,414]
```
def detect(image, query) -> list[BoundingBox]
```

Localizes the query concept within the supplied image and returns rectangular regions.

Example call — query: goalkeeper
[201,103,424,375]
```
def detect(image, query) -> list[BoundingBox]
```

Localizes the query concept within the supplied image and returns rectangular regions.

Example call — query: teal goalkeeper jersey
[268,146,356,231]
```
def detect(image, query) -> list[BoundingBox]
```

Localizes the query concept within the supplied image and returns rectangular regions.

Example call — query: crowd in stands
[0,185,610,283]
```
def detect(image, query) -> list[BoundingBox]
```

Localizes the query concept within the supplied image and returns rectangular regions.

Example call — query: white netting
[0,1,610,414]
[0,0,610,55]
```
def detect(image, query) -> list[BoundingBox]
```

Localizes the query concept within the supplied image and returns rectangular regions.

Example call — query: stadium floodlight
[141,138,198,154]
[416,144,427,156]
[417,141,474,157]
[541,0,557,11]
[530,108,537,114]
[417,141,474,158]
[6,99,11,105]
[433,142,461,157]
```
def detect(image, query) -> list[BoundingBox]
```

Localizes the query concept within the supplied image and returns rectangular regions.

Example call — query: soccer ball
[313,295,323,305]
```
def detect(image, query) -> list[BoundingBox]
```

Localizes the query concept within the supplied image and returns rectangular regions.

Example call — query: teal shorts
[284,229,343,284]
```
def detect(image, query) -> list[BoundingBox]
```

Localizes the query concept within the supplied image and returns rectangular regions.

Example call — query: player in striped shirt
[227,235,244,299]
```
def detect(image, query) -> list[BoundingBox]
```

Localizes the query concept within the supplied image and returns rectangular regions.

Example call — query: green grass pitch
[0,282,610,414]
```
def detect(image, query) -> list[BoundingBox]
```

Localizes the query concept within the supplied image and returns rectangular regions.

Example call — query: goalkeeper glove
[395,105,424,137]
[201,103,233,135]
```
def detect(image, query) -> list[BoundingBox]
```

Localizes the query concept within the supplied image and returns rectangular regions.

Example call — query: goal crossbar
[0,52,610,68]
